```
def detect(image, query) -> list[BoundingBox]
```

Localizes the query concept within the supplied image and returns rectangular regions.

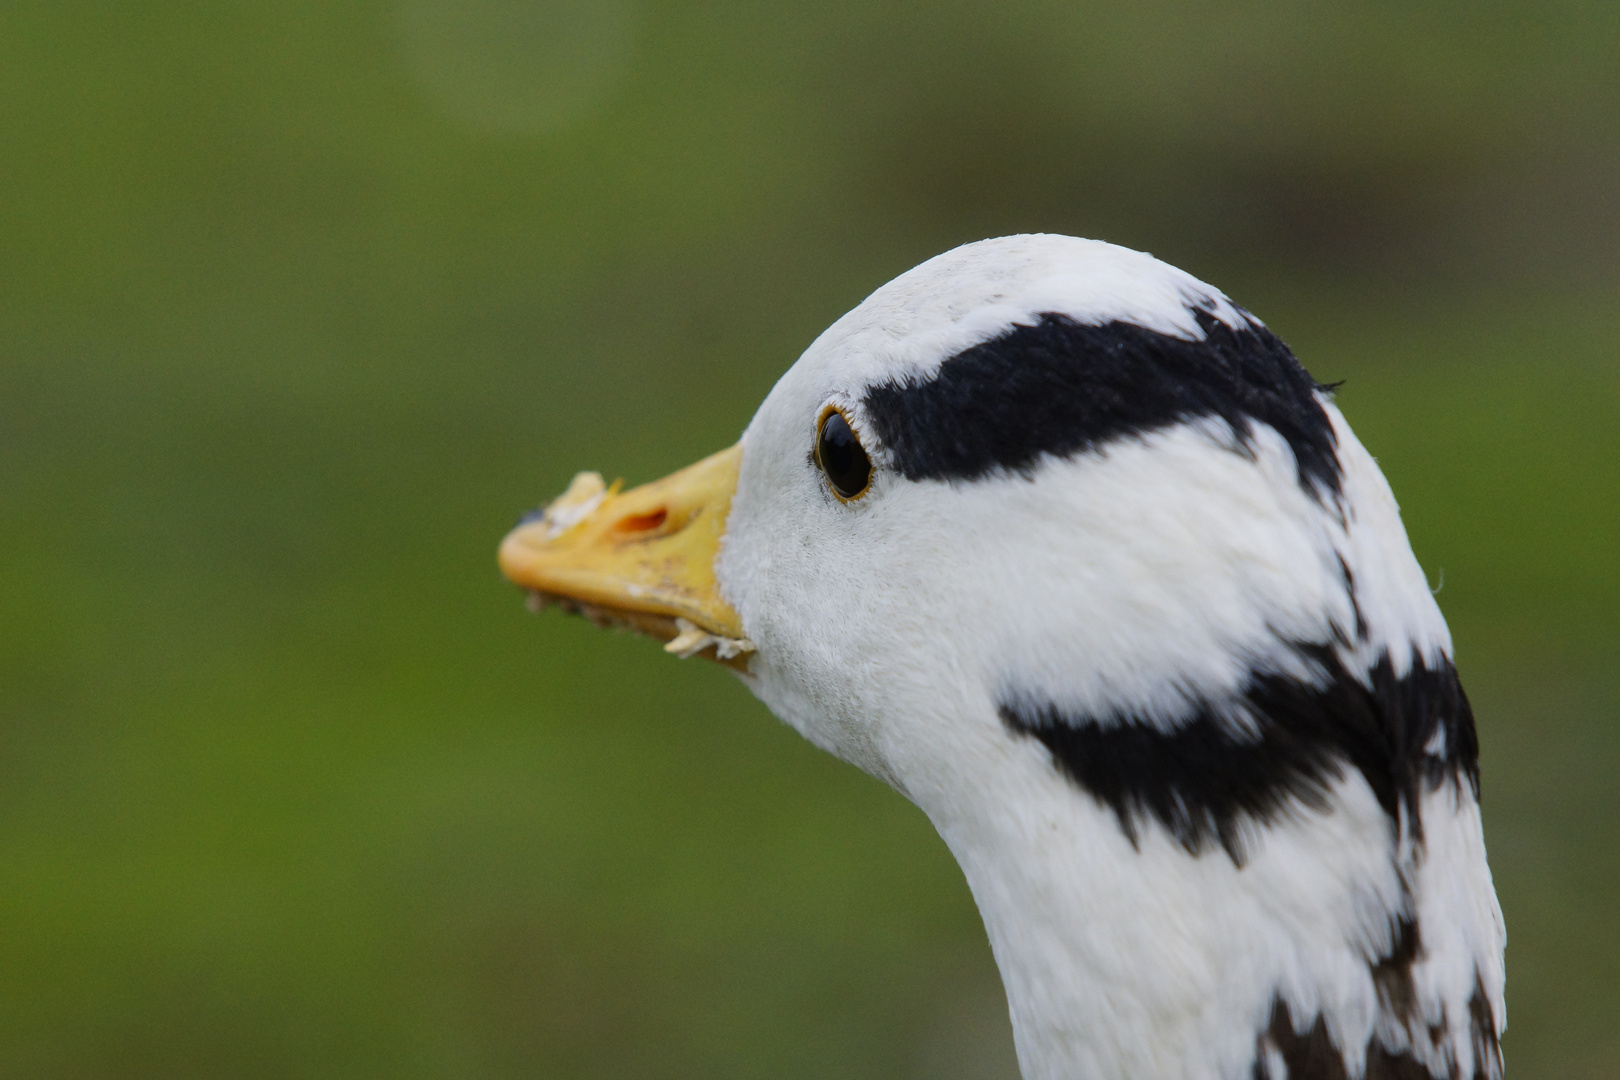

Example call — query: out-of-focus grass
[1,2,1616,1077]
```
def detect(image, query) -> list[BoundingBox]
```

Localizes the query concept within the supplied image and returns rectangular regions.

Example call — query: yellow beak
[497,443,752,669]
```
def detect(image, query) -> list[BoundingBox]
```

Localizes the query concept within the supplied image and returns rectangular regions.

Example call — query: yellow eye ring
[813,405,874,502]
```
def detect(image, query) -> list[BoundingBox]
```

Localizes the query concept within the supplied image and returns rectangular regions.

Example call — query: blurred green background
[2,2,1616,1077]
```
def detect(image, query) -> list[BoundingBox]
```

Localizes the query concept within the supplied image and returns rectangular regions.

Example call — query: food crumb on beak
[664,618,755,661]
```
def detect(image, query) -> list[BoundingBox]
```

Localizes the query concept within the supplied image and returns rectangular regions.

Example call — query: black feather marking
[1337,554,1371,642]
[1467,977,1504,1080]
[862,307,1342,499]
[998,647,1479,864]
[1371,916,1423,1030]
[1255,998,1434,1080]
[1250,974,1501,1080]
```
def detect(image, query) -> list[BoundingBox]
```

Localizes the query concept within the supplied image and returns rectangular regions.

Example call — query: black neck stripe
[862,308,1342,498]
[999,646,1480,865]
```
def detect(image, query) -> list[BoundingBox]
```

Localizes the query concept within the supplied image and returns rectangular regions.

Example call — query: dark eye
[814,407,873,501]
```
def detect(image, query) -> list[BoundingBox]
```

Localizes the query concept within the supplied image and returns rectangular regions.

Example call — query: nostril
[615,508,668,533]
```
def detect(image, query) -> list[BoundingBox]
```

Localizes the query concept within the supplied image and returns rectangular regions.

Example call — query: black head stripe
[862,307,1342,498]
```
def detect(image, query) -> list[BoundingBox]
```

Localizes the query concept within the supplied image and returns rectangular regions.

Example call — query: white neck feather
[918,710,1399,1080]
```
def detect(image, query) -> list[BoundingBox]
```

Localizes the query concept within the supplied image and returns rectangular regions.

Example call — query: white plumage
[501,234,1506,1080]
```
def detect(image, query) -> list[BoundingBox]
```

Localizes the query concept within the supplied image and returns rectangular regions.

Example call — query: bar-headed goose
[498,234,1505,1080]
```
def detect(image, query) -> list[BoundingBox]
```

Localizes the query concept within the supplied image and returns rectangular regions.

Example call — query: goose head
[498,235,1505,1080]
